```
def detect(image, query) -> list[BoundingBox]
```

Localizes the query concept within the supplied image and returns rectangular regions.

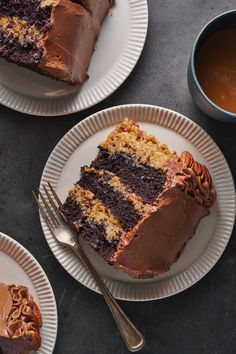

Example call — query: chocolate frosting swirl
[6,285,42,341]
[176,151,217,208]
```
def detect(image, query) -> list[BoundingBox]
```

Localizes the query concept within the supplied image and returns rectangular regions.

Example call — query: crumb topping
[99,118,174,169]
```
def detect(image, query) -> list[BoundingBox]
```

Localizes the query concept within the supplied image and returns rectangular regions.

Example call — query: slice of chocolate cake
[61,119,216,279]
[0,283,42,354]
[0,0,114,84]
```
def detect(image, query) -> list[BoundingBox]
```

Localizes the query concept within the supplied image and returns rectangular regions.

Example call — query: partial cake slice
[0,283,42,354]
[61,118,216,278]
[0,0,113,84]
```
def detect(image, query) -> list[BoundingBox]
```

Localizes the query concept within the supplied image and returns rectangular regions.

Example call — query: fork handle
[73,243,145,352]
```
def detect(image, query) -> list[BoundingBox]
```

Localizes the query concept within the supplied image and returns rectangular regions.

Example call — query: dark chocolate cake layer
[0,30,42,65]
[79,167,141,231]
[62,192,121,262]
[91,150,167,204]
[78,222,118,263]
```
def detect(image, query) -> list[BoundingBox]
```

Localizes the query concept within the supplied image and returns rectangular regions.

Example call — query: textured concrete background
[0,1,236,353]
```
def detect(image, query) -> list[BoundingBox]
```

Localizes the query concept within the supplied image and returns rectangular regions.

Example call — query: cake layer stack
[62,119,216,278]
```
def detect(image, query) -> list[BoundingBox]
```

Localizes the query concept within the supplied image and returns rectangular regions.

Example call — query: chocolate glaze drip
[91,150,166,204]
[79,167,141,231]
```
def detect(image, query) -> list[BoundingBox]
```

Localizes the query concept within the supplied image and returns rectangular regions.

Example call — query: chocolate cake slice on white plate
[0,0,114,84]
[61,118,216,279]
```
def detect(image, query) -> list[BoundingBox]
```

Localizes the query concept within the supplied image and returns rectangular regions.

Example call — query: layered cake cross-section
[0,282,42,354]
[0,0,114,84]
[61,118,216,278]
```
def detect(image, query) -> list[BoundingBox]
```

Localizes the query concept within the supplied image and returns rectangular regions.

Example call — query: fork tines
[32,183,65,229]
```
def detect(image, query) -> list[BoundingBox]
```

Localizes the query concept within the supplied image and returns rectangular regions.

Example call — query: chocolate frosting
[6,285,42,340]
[0,283,12,337]
[177,151,216,208]
[164,151,216,208]
[84,0,113,23]
[0,284,42,354]
[113,151,216,278]
[38,0,112,84]
[114,188,208,278]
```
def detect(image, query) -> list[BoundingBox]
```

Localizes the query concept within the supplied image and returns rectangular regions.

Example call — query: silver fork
[33,183,145,353]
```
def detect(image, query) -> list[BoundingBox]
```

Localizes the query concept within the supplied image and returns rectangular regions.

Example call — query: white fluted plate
[40,104,235,301]
[0,0,148,116]
[0,232,58,353]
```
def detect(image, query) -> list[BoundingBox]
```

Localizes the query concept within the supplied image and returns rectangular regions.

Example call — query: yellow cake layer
[69,186,124,243]
[99,118,174,169]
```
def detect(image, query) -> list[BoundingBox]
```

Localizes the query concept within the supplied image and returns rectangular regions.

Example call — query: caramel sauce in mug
[196,27,236,113]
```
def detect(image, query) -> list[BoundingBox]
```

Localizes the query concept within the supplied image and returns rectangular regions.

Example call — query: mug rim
[191,9,236,120]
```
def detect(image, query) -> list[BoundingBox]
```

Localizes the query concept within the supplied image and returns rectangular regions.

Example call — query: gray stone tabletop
[0,1,236,353]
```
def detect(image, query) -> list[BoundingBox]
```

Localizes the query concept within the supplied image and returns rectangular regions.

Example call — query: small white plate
[0,232,58,353]
[39,104,235,301]
[0,0,148,116]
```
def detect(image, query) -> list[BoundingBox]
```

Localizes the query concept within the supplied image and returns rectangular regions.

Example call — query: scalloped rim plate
[0,232,58,353]
[0,0,148,116]
[39,104,235,301]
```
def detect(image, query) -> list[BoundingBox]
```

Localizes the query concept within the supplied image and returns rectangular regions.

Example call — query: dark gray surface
[0,1,236,353]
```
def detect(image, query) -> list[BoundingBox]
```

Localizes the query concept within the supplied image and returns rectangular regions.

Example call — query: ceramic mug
[188,10,236,123]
